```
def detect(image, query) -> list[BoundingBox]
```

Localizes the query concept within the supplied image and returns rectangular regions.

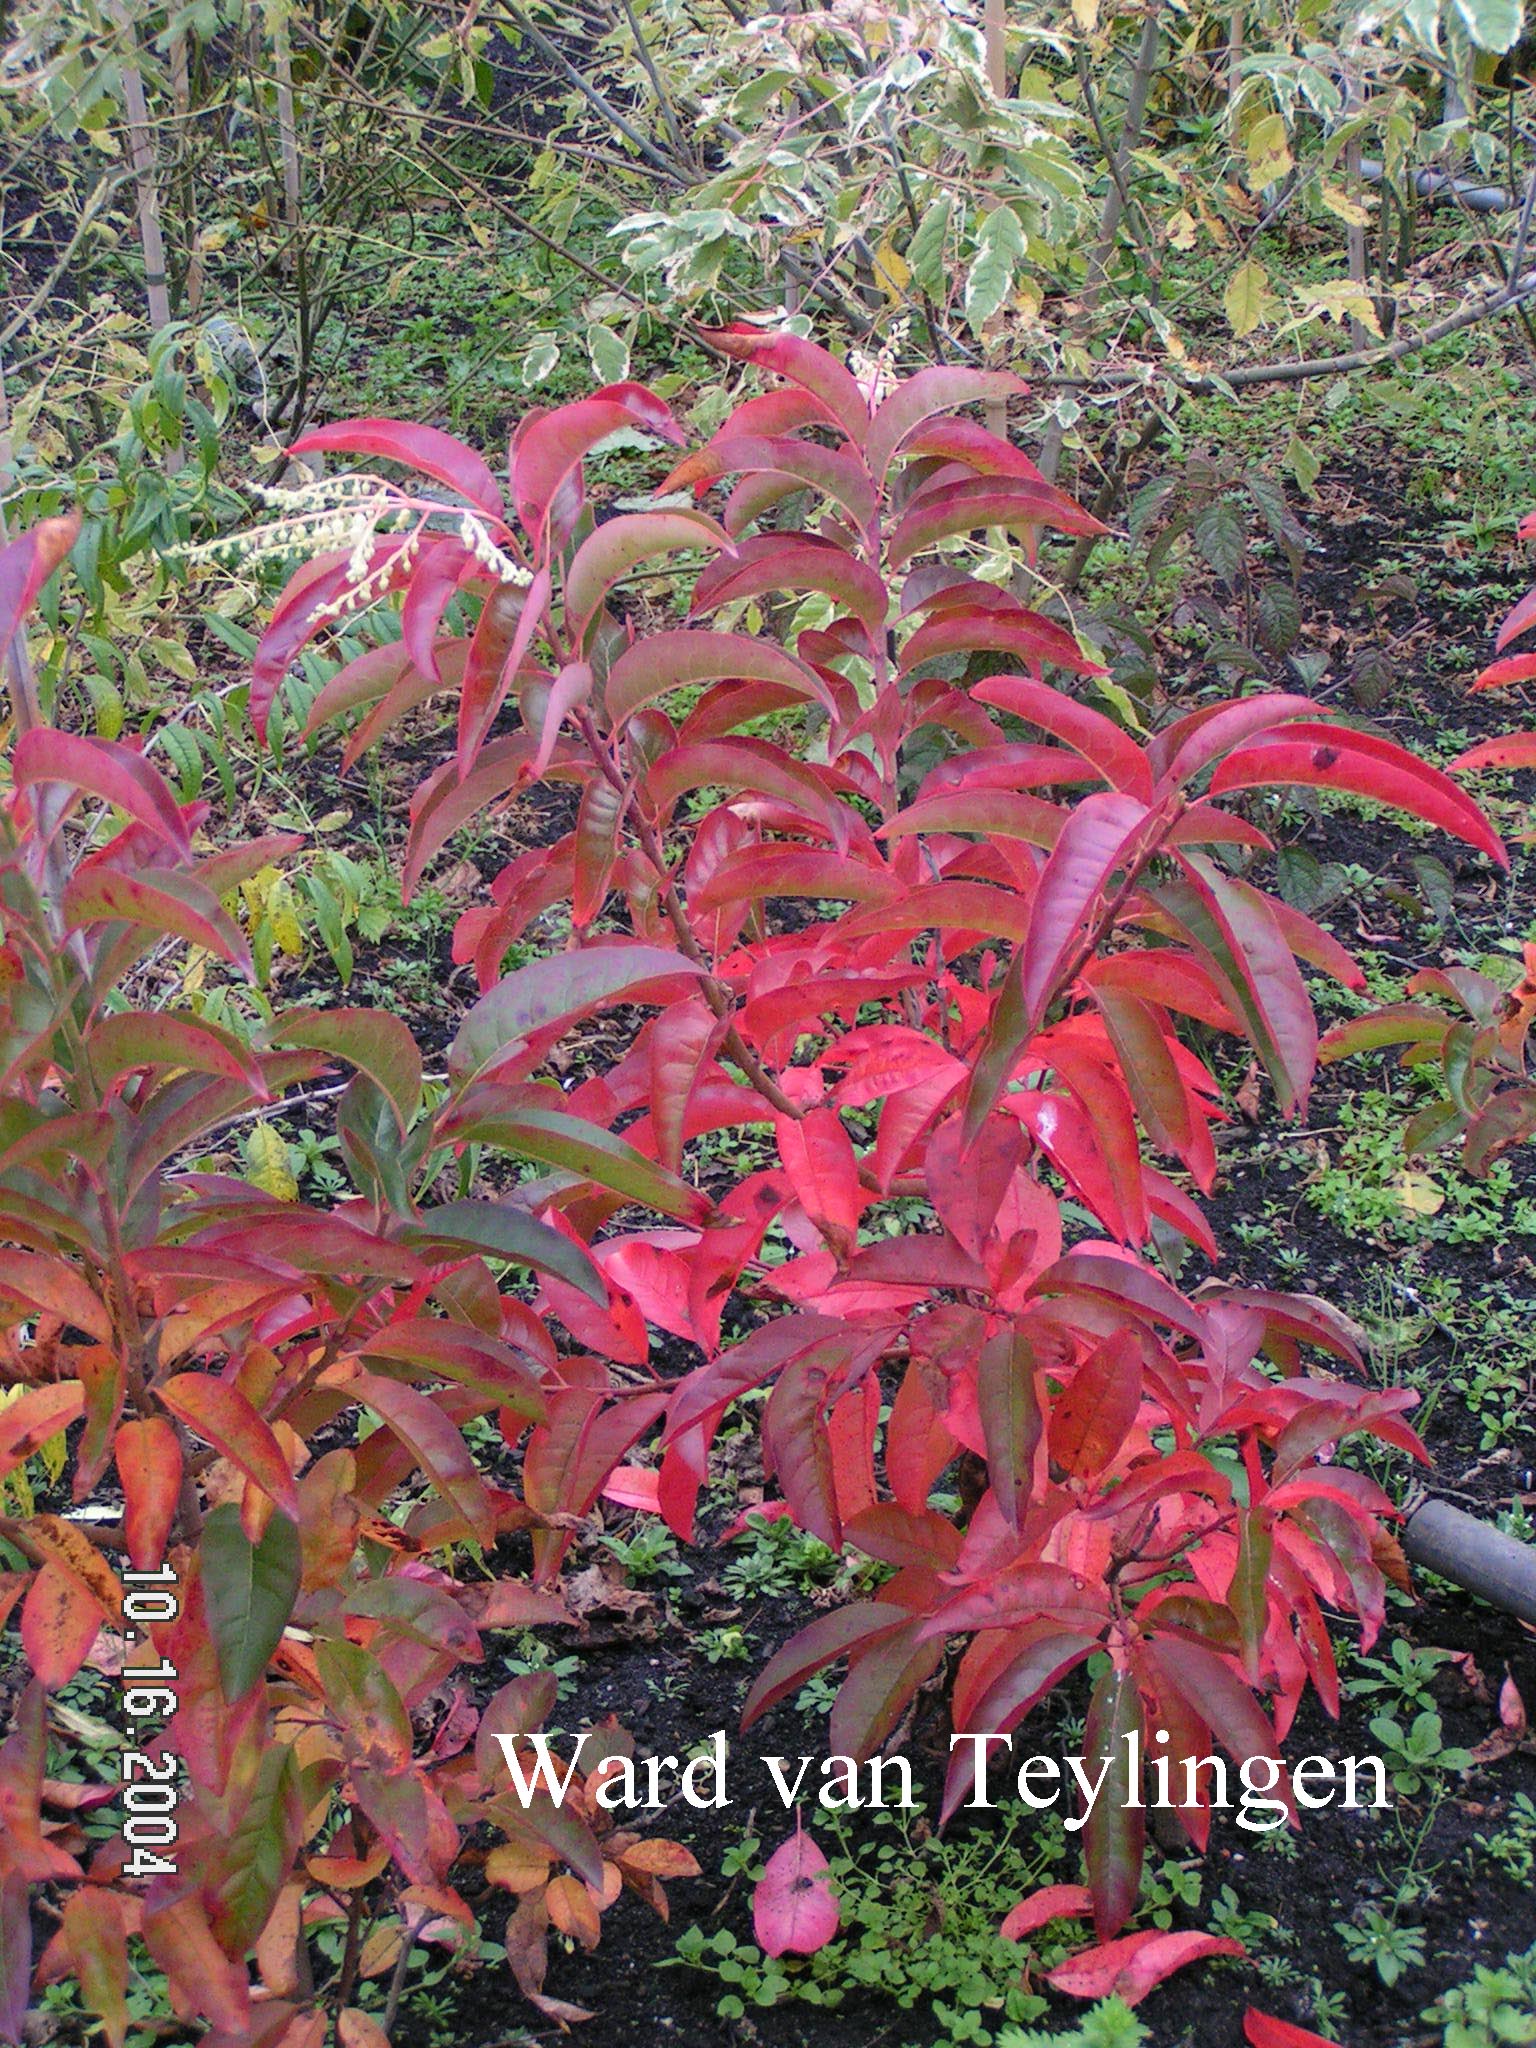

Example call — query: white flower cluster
[179,474,533,622]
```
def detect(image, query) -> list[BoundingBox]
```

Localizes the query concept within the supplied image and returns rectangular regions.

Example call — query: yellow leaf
[1395,1172,1444,1217]
[1167,209,1198,251]
[873,234,911,304]
[269,879,304,957]
[1223,258,1276,338]
[1012,277,1044,321]
[1318,182,1373,227]
[1301,281,1383,336]
[1071,0,1100,28]
[1245,112,1293,192]
[487,1842,552,1892]
[245,1124,298,1203]
[241,865,280,920]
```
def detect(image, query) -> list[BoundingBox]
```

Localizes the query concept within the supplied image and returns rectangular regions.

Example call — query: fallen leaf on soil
[753,1826,840,1958]
[1245,2009,1338,2048]
[1047,1929,1245,2004]
[562,1563,656,1629]
[1000,1883,1095,1941]
[1470,1672,1534,1763]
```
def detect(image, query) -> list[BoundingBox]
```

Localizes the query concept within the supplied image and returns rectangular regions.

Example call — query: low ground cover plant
[0,331,1516,2038]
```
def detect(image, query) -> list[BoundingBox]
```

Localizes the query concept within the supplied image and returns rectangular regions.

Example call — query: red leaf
[348,1369,495,1547]
[1047,1929,1244,2004]
[0,1384,84,1483]
[565,509,728,642]
[1210,723,1505,868]
[742,1600,911,1729]
[406,734,537,898]
[607,629,832,728]
[1049,1327,1143,1480]
[1019,792,1153,1032]
[141,1893,250,2034]
[867,367,1029,479]
[158,1373,299,1516]
[1452,732,1536,772]
[22,1561,103,1690]
[0,513,79,665]
[776,1109,862,1257]
[1494,579,1536,650]
[904,608,1102,679]
[888,478,1106,570]
[1473,649,1536,688]
[689,534,888,641]
[704,326,872,448]
[62,867,252,974]
[1166,857,1316,1118]
[752,1827,841,1958]
[661,434,877,532]
[0,1251,113,1341]
[512,391,682,549]
[1150,693,1314,789]
[644,737,844,836]
[999,1883,1094,1942]
[458,565,548,776]
[879,785,1064,850]
[116,1417,183,1570]
[1244,2009,1339,2048]
[399,535,477,681]
[0,1870,30,2048]
[971,677,1150,797]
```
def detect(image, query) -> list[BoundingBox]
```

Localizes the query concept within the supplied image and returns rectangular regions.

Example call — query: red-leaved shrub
[0,330,1507,2033]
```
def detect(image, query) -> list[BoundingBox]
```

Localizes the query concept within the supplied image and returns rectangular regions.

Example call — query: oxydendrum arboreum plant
[235,328,1507,1991]
[0,523,701,2041]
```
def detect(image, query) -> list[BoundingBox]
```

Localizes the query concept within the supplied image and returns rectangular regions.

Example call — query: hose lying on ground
[1401,1492,1536,1626]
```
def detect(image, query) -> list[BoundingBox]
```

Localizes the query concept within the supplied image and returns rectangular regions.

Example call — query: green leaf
[588,324,630,384]
[976,1327,1041,1533]
[1450,0,1523,50]
[244,1123,298,1202]
[212,1745,302,1953]
[201,1504,300,1703]
[269,1007,423,1130]
[408,1198,604,1301]
[448,943,704,1089]
[1084,1664,1144,1938]
[908,195,951,298]
[1256,583,1301,654]
[438,1091,710,1222]
[1192,499,1246,585]
[964,206,1025,334]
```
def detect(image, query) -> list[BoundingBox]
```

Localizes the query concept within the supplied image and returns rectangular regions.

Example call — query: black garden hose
[1401,1492,1536,1626]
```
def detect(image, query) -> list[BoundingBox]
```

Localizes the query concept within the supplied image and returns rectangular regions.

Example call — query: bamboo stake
[106,0,182,472]
[1039,0,1163,480]
[1344,66,1369,351]
[270,7,303,273]
[983,0,1008,438]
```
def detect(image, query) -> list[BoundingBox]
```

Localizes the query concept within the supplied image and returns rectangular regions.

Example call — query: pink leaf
[0,514,79,666]
[753,1827,841,1958]
[12,731,191,856]
[288,418,505,519]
